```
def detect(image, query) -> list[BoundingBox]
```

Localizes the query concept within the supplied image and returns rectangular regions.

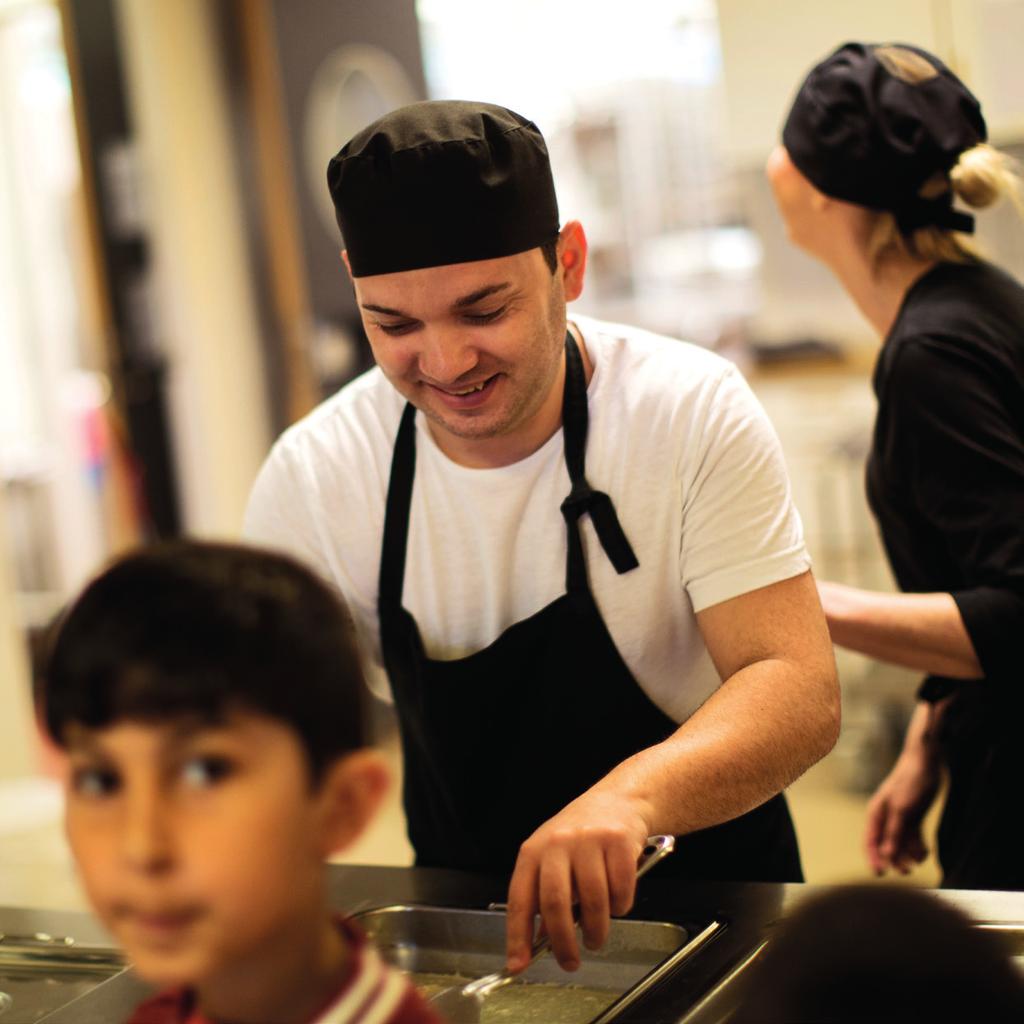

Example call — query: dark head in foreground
[730,884,1024,1023]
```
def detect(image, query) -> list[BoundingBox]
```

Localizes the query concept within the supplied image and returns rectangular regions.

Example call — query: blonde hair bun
[951,144,1019,209]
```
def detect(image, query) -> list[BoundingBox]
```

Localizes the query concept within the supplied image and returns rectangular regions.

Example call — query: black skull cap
[327,100,560,277]
[782,42,987,234]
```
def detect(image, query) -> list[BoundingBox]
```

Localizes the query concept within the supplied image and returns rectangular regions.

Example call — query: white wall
[114,0,272,536]
[951,0,1024,143]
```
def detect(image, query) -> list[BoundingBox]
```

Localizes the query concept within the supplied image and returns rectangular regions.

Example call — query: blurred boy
[43,541,442,1024]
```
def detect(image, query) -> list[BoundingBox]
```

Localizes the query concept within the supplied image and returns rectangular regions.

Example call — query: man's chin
[421,404,508,443]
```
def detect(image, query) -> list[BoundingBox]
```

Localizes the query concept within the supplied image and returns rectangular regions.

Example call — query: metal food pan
[354,904,722,1023]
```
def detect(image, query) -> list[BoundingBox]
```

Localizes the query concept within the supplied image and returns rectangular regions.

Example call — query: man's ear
[341,249,353,279]
[315,749,390,857]
[557,221,587,302]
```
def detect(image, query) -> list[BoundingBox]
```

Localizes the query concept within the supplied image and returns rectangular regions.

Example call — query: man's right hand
[504,789,651,974]
[864,746,942,876]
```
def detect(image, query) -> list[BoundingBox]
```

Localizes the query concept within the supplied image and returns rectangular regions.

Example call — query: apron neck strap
[379,402,418,607]
[560,328,589,483]
[559,329,639,587]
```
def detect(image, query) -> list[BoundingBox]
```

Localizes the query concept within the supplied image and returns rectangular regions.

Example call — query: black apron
[378,332,802,882]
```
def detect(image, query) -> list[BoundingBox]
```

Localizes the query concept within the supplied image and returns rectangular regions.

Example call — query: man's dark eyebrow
[361,283,512,319]
[453,283,511,309]
[361,302,412,318]
[364,280,516,315]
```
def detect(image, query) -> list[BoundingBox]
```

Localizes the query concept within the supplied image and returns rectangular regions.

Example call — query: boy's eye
[180,755,234,789]
[71,767,120,798]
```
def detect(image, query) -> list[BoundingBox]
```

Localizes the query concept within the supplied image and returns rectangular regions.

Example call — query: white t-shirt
[244,315,810,724]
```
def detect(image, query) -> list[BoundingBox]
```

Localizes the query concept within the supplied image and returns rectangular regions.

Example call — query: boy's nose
[121,790,174,873]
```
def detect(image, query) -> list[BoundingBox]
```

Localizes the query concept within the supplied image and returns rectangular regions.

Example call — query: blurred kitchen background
[2,0,1023,908]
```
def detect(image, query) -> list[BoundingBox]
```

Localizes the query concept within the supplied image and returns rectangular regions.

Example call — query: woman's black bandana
[782,42,987,235]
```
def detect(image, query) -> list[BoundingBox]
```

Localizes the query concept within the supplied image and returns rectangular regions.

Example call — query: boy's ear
[315,749,390,857]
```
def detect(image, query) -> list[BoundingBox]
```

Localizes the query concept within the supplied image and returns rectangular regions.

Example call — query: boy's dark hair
[44,541,369,783]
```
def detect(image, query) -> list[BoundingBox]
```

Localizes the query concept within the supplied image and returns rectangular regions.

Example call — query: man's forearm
[590,656,840,836]
[819,582,982,679]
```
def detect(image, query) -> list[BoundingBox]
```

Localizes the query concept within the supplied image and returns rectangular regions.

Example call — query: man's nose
[416,328,478,385]
[121,785,174,874]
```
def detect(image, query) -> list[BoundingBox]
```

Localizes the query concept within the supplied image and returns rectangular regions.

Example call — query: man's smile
[426,373,501,409]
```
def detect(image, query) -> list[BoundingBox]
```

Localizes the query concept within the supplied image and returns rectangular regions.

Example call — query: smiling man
[244,100,840,975]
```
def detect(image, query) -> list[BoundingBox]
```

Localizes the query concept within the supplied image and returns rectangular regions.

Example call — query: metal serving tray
[354,904,722,1024]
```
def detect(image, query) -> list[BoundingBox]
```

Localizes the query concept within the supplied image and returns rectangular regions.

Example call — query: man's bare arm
[593,570,840,835]
[505,570,839,972]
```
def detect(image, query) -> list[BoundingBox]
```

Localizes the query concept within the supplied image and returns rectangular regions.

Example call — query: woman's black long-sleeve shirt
[867,258,1024,690]
[866,257,1024,888]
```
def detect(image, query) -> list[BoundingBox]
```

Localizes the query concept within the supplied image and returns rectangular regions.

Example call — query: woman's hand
[864,734,943,875]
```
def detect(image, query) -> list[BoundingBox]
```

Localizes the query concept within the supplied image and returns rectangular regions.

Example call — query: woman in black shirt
[767,42,1024,888]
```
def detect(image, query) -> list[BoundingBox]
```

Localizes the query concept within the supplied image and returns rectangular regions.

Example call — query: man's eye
[463,307,506,324]
[72,767,120,798]
[373,320,417,336]
[181,756,234,789]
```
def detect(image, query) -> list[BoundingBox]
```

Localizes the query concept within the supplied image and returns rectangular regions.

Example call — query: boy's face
[63,711,345,988]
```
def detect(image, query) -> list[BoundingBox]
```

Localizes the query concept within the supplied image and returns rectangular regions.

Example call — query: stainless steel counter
[3,870,1023,1023]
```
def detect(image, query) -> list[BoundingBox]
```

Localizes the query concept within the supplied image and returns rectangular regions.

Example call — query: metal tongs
[429,834,675,1023]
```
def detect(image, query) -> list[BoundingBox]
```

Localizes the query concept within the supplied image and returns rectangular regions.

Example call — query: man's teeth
[451,381,487,395]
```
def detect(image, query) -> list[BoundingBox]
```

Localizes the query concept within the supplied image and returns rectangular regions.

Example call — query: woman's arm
[817,580,982,678]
